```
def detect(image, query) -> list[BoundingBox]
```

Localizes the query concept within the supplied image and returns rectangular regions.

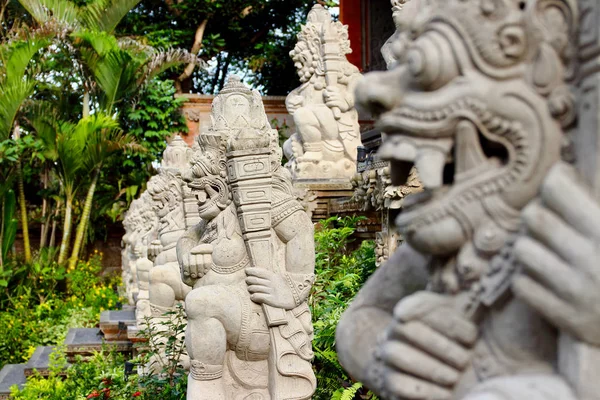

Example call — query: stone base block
[64,328,132,362]
[99,309,136,341]
[24,346,69,378]
[0,364,26,399]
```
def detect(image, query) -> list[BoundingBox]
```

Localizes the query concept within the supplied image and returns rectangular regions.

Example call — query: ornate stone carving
[283,4,362,181]
[336,1,598,399]
[177,76,316,400]
[352,163,421,212]
[141,135,194,370]
[121,193,158,307]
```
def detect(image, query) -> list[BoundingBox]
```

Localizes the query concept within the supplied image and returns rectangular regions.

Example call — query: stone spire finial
[217,75,252,96]
[161,134,190,171]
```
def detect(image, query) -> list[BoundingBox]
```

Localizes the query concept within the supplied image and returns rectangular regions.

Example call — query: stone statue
[177,76,317,400]
[121,193,158,306]
[146,135,194,321]
[336,0,600,399]
[134,135,194,371]
[283,4,362,181]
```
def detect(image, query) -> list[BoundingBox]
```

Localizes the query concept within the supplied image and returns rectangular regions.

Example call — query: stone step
[0,364,26,399]
[24,346,69,378]
[64,328,132,363]
[99,309,136,341]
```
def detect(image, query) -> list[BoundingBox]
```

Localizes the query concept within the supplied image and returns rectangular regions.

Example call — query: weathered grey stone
[24,346,68,377]
[337,0,600,399]
[0,364,26,399]
[99,310,136,341]
[178,75,316,400]
[64,328,132,362]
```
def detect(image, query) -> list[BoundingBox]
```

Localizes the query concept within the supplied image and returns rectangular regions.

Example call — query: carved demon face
[291,41,318,83]
[357,0,577,282]
[147,174,182,219]
[184,134,230,221]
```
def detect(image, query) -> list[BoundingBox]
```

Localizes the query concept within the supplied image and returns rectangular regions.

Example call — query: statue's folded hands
[513,162,600,347]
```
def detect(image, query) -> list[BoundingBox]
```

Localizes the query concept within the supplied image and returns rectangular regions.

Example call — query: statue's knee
[185,288,222,320]
[150,266,167,284]
[294,107,319,126]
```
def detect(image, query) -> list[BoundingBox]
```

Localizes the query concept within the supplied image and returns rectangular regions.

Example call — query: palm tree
[0,34,51,264]
[67,114,143,270]
[17,0,201,266]
[32,112,87,265]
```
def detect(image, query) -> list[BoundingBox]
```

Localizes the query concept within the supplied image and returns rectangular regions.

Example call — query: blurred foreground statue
[178,76,316,400]
[283,4,362,181]
[337,0,600,399]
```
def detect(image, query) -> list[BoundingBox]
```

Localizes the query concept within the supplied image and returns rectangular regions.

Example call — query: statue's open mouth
[377,95,513,228]
[189,177,224,213]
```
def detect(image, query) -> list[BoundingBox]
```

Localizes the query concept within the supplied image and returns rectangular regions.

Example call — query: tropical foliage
[311,216,379,399]
[117,0,339,94]
[0,251,121,367]
[0,0,197,271]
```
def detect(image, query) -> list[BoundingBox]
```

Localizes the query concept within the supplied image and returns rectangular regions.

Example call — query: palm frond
[17,0,79,29]
[0,78,36,140]
[137,48,206,88]
[71,29,119,56]
[1,35,50,84]
[25,101,61,161]
[81,0,141,33]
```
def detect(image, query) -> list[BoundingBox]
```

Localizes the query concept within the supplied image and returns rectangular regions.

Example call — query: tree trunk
[211,53,223,94]
[0,196,4,270]
[14,124,32,263]
[57,195,73,265]
[217,53,232,92]
[177,18,209,88]
[39,167,49,249]
[83,90,90,118]
[49,199,60,249]
[68,168,99,270]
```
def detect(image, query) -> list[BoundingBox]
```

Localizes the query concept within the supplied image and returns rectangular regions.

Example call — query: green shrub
[11,348,140,400]
[311,216,378,400]
[0,252,122,367]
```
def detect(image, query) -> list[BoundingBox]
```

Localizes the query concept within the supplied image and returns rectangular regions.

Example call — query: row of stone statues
[121,75,318,399]
[119,0,600,399]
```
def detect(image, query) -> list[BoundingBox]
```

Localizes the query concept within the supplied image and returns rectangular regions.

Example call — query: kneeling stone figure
[177,76,317,400]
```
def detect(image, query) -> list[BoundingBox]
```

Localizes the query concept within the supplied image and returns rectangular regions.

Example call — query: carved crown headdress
[292,4,352,62]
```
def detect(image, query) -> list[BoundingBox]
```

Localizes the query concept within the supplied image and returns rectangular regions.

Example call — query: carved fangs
[379,135,453,189]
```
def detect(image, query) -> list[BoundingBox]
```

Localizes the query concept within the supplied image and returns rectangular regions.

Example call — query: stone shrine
[337,0,600,399]
[177,76,317,400]
[283,4,362,182]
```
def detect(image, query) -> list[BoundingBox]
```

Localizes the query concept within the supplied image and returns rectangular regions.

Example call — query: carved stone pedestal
[294,179,356,222]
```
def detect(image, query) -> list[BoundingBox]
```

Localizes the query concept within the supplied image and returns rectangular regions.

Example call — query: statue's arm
[336,244,430,388]
[285,88,304,113]
[246,208,315,310]
[176,223,203,287]
[273,209,315,275]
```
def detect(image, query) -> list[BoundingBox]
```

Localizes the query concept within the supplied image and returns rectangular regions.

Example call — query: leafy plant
[134,304,188,399]
[0,252,122,367]
[311,216,378,399]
